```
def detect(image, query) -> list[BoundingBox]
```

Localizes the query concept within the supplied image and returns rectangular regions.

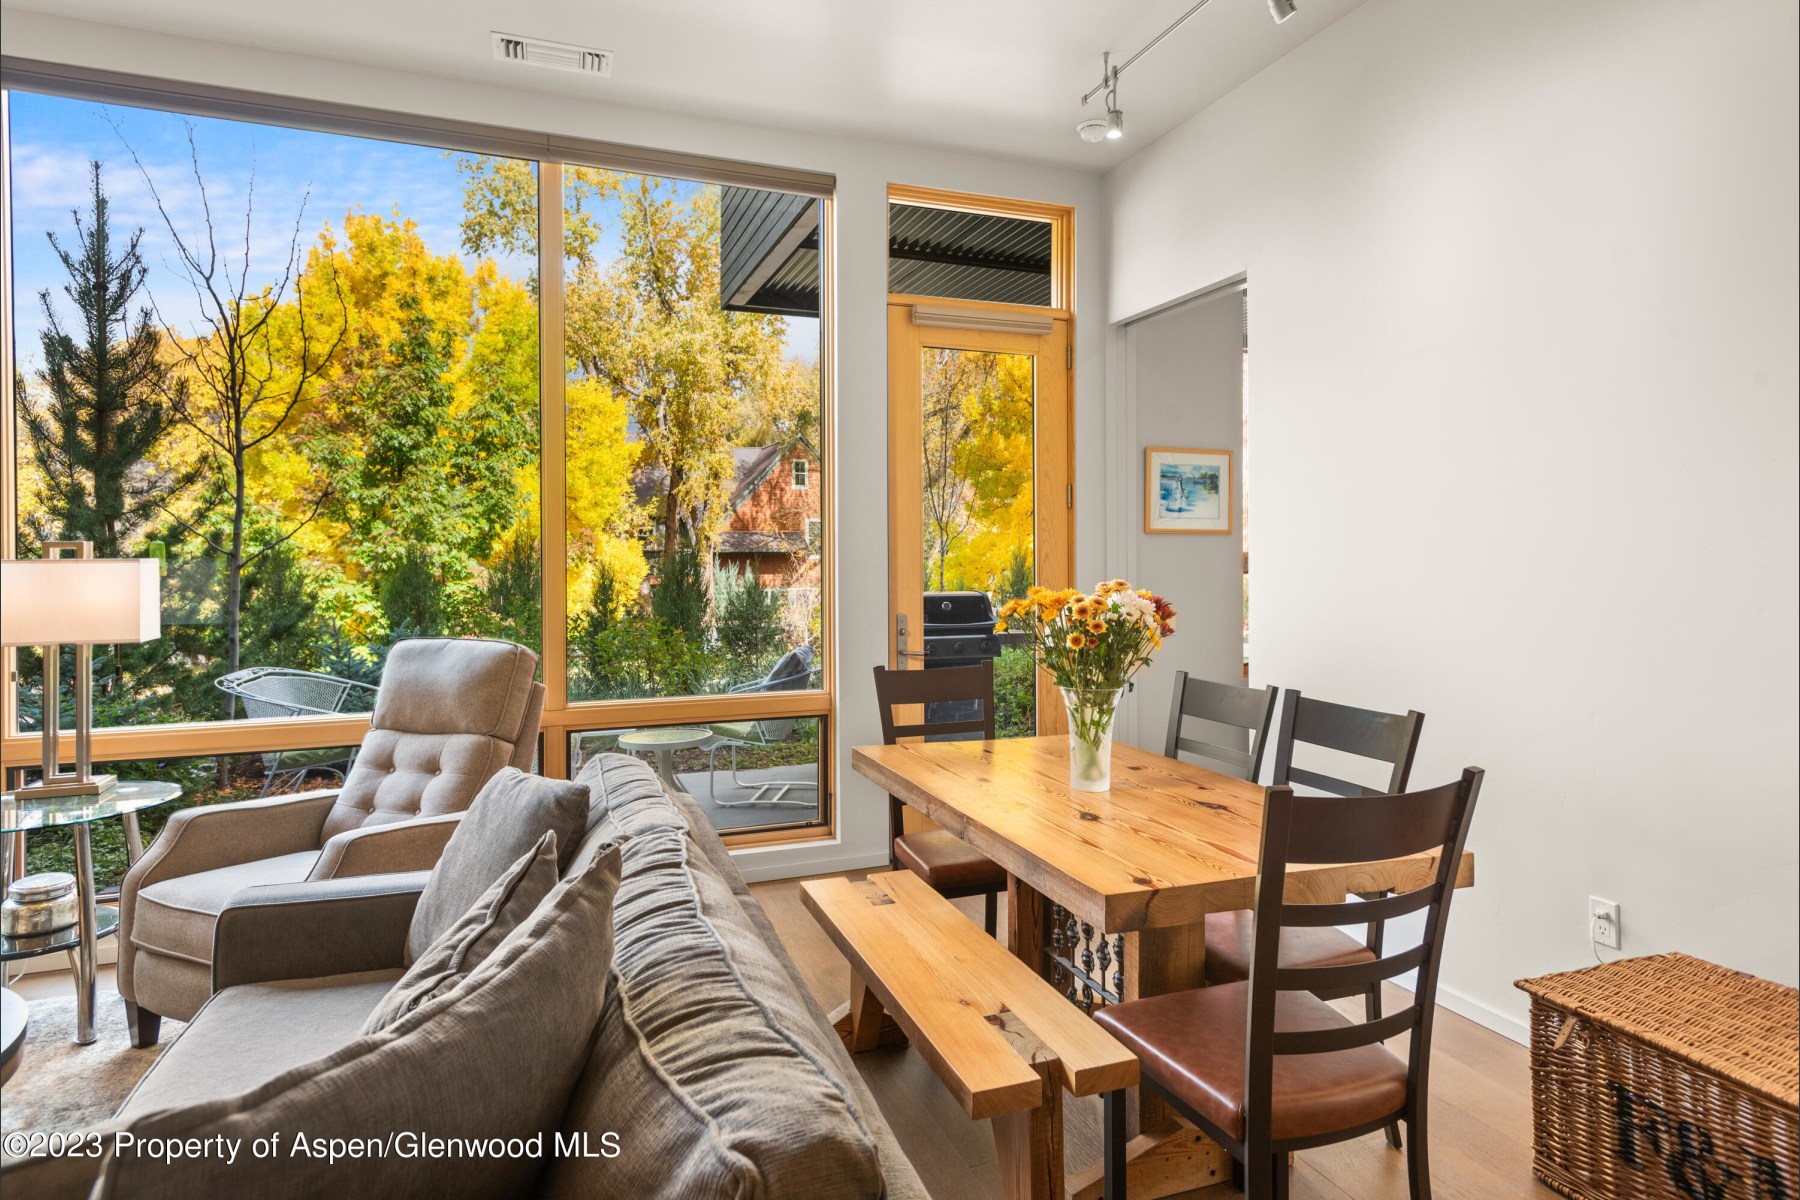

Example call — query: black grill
[921,592,1000,737]
[921,592,1001,666]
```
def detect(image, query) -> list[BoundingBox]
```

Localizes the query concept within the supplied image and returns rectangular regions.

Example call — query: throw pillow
[407,765,586,962]
[362,830,558,1034]
[95,841,624,1200]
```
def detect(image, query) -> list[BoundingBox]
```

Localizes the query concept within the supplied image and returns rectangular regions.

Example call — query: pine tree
[20,161,178,557]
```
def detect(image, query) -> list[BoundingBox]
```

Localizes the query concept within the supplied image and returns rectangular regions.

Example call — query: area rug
[0,997,183,1133]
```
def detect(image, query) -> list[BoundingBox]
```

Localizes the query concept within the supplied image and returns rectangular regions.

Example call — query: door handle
[895,613,929,668]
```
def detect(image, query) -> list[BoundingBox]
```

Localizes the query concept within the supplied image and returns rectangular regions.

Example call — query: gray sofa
[4,754,927,1199]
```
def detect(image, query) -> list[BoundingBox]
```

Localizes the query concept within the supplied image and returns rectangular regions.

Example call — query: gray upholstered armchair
[118,637,545,1046]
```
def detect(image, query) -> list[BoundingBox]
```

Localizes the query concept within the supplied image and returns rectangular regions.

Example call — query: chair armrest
[212,871,429,990]
[308,813,463,880]
[123,789,339,897]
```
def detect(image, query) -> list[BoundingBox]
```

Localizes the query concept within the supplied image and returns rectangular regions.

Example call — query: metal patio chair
[702,645,820,808]
[214,667,378,796]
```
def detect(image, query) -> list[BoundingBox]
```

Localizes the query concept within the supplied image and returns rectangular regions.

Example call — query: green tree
[650,546,708,644]
[381,547,448,637]
[478,533,542,654]
[19,161,182,557]
[717,570,783,676]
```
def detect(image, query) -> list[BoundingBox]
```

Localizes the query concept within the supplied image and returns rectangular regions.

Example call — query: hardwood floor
[752,869,1559,1200]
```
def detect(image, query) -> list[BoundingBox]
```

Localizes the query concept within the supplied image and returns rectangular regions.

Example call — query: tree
[716,569,784,676]
[19,161,182,557]
[128,130,347,716]
[920,348,989,591]
[457,161,806,611]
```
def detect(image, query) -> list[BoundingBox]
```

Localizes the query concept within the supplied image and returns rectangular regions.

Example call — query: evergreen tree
[20,161,179,556]
[480,534,542,654]
[717,570,783,675]
[650,546,707,644]
[381,548,448,637]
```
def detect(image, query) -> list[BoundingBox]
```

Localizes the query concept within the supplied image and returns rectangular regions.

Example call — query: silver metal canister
[2,872,79,937]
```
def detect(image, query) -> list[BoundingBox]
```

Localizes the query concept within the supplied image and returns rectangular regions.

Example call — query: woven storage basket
[1516,953,1798,1200]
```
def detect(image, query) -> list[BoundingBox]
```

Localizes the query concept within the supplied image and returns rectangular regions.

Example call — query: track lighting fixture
[1077,0,1297,143]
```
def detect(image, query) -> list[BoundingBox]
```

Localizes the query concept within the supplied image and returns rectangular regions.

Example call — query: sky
[7,91,819,375]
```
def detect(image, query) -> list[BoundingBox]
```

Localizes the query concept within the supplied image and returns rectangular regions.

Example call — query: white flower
[1112,591,1157,627]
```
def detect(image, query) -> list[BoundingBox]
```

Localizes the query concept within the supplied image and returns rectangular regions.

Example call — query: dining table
[852,733,1476,1200]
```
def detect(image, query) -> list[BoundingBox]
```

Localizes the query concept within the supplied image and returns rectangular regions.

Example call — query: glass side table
[1,781,182,1045]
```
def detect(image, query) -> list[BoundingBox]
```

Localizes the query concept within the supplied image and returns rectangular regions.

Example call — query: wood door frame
[887,302,1073,737]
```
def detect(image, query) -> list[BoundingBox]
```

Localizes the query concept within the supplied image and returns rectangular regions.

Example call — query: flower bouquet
[996,580,1177,791]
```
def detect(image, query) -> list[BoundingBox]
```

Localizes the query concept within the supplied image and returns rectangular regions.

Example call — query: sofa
[4,753,927,1199]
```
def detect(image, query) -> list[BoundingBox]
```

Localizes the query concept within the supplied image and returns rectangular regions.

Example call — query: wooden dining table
[852,734,1476,1200]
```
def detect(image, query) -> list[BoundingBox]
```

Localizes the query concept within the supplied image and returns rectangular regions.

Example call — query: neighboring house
[635,441,821,588]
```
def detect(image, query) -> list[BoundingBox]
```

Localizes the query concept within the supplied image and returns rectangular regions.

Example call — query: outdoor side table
[615,728,712,792]
[1,781,182,1045]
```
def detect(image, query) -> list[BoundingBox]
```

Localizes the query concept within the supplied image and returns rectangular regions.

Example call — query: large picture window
[1,77,833,841]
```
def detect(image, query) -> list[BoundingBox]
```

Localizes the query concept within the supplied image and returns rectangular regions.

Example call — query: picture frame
[1144,447,1234,535]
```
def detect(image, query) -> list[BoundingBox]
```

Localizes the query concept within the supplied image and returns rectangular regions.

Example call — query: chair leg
[1102,1090,1127,1200]
[1367,984,1403,1150]
[125,1002,162,1049]
[983,891,998,937]
[1406,1106,1431,1200]
[1246,1150,1274,1199]
[1271,1152,1291,1200]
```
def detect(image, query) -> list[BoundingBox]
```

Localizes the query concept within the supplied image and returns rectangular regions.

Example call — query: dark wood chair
[1096,769,1484,1200]
[871,663,1008,936]
[1203,689,1425,1147]
[1163,670,1280,781]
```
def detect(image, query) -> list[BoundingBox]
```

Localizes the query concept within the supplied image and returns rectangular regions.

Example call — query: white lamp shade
[1,558,163,646]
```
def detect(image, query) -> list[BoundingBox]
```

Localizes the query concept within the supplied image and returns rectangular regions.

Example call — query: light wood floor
[751,870,1559,1200]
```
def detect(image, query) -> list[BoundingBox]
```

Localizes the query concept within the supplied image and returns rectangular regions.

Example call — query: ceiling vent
[491,32,612,77]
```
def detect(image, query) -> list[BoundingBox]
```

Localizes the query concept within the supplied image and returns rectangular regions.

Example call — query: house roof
[719,195,1056,318]
[631,443,809,513]
[718,529,809,555]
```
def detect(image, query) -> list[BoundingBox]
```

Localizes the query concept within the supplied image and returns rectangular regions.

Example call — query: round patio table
[615,727,713,792]
[1,781,182,1045]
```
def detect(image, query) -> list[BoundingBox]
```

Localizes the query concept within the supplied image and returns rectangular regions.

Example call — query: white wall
[1113,290,1247,753]
[0,8,1111,883]
[1106,0,1800,1036]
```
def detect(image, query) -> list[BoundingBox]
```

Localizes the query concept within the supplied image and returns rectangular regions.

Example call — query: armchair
[118,637,545,1045]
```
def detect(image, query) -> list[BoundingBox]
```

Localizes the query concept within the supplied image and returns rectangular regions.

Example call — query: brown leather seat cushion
[1094,982,1407,1142]
[1203,909,1376,987]
[892,830,1006,892]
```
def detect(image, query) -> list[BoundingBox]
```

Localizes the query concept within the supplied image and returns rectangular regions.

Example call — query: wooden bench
[802,870,1138,1200]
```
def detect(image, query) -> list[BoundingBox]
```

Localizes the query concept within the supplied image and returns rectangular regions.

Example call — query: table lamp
[1,541,162,797]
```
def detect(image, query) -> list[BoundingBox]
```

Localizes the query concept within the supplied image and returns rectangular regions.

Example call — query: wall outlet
[1590,897,1621,950]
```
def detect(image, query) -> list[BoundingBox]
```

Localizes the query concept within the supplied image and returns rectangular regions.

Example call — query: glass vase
[1060,686,1123,792]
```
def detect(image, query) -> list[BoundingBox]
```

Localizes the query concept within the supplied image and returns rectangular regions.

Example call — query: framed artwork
[1145,447,1233,535]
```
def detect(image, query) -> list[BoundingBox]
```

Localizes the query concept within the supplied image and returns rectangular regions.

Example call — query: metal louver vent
[491,32,613,77]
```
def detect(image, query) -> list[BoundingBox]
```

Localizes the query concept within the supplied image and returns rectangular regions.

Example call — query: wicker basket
[1516,953,1798,1200]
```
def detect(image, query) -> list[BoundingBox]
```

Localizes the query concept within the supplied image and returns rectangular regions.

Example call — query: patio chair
[703,645,819,808]
[215,667,379,796]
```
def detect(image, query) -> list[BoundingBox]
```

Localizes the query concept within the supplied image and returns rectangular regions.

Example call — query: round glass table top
[0,780,183,834]
[615,727,712,751]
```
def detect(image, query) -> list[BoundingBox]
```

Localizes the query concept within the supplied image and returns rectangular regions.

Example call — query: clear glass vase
[1060,686,1123,792]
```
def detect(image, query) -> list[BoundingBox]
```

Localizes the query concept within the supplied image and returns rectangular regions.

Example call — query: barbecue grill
[920,591,1002,666]
[919,592,1001,737]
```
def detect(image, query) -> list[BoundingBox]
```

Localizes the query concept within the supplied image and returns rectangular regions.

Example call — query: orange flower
[1086,618,1106,635]
[1071,600,1093,620]
[1066,631,1089,650]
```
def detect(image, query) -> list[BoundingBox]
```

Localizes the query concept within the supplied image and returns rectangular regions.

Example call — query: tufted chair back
[320,638,546,842]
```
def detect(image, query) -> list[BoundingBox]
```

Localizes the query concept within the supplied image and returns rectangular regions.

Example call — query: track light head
[1105,109,1125,139]
[1268,0,1297,23]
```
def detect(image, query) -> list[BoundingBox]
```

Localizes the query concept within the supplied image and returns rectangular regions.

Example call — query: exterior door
[887,300,1073,756]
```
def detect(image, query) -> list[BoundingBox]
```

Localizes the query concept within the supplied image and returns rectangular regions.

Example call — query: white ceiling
[2,0,1368,169]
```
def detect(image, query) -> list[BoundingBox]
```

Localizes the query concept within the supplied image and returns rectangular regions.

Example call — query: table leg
[993,1054,1063,1200]
[655,749,678,790]
[1069,923,1228,1200]
[1005,875,1045,976]
[122,811,145,867]
[72,824,98,1046]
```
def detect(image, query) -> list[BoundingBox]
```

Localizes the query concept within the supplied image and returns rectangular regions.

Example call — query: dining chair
[1204,689,1425,1147]
[1163,670,1280,781]
[1096,769,1483,1200]
[871,663,1008,936]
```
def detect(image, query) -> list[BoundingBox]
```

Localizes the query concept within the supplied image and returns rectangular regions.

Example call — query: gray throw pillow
[407,765,587,962]
[95,842,624,1200]
[363,831,558,1034]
